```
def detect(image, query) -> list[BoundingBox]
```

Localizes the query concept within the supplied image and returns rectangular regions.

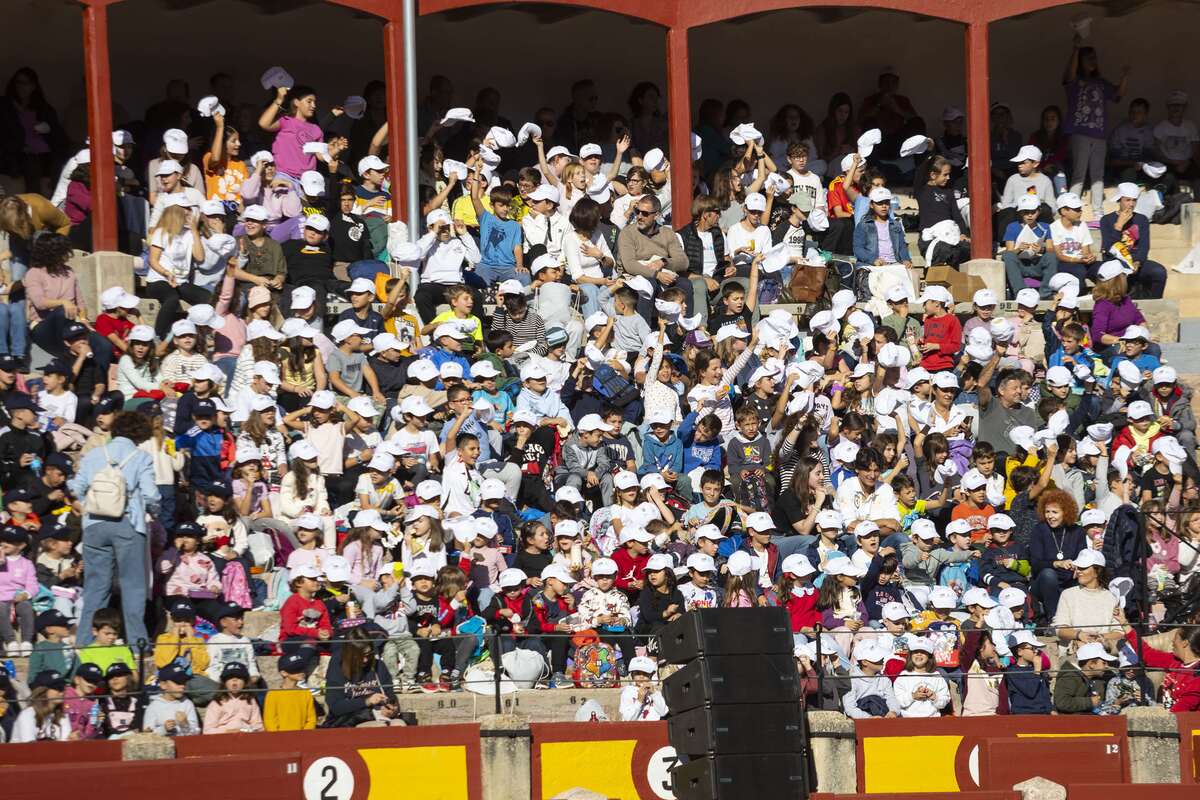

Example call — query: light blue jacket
[516,387,573,426]
[68,437,160,535]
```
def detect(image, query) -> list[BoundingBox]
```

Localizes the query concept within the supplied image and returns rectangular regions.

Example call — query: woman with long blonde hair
[143,203,211,338]
[559,162,588,217]
[11,683,71,742]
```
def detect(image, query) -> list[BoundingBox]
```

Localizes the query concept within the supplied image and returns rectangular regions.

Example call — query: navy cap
[136,401,163,418]
[76,662,105,685]
[3,392,41,412]
[95,391,125,415]
[3,487,34,505]
[157,664,190,685]
[205,480,233,499]
[192,398,217,417]
[30,669,68,691]
[0,525,28,545]
[216,602,244,621]
[42,360,72,377]
[220,661,251,682]
[45,453,72,474]
[277,653,307,674]
[44,526,72,541]
[36,609,71,632]
[167,598,196,621]
[62,321,89,341]
[173,521,204,539]
[0,355,19,372]
[105,662,133,679]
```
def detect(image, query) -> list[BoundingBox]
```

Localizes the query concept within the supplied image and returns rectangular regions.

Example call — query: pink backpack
[221,560,252,609]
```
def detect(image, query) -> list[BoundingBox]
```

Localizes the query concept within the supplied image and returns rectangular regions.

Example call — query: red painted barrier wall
[855,716,1129,794]
[0,738,123,765]
[530,721,675,800]
[1066,785,1200,800]
[1178,712,1200,784]
[979,737,1127,789]
[174,724,483,800]
[4,753,301,800]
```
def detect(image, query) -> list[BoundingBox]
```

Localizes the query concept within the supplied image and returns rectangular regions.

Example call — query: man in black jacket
[676,195,727,322]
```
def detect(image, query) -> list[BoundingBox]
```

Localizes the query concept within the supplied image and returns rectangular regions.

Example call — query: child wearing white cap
[893,638,951,717]
[1048,192,1096,295]
[620,655,668,721]
[1000,195,1057,300]
[1100,182,1166,298]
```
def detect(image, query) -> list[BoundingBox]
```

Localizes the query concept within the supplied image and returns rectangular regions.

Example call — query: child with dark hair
[470,164,525,286]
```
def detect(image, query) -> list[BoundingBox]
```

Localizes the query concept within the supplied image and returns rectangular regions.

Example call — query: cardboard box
[925,265,985,304]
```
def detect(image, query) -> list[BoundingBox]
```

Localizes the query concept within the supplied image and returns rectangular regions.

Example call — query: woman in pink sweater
[202,662,263,734]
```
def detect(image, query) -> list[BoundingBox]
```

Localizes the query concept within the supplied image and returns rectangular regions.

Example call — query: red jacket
[612,547,649,593]
[920,313,961,372]
[1110,425,1162,463]
[280,594,333,640]
[1127,629,1200,712]
[784,587,821,632]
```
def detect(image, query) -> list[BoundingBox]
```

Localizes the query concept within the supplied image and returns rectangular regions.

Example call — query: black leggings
[140,281,214,339]
[416,636,458,675]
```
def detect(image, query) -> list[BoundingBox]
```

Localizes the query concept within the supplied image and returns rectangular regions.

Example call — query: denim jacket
[853,216,910,266]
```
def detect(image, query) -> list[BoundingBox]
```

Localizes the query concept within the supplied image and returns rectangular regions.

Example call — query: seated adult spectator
[1090,264,1148,359]
[1100,182,1165,299]
[0,67,67,196]
[1154,90,1199,196]
[24,233,109,369]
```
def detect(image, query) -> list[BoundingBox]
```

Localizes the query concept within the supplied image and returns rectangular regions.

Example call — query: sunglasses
[636,209,656,217]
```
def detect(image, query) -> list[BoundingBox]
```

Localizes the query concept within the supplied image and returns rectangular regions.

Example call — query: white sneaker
[3,642,17,657]
[18,642,33,657]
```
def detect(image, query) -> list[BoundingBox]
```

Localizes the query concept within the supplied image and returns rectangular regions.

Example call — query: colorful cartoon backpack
[570,631,622,689]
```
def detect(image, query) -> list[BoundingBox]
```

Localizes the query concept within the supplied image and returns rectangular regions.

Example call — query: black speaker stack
[660,608,810,800]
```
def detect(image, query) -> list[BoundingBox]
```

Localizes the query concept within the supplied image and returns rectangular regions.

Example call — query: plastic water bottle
[89,702,100,729]
[29,455,41,474]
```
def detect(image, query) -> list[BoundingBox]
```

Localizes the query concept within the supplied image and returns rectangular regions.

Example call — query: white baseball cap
[540,565,576,585]
[911,519,939,540]
[498,568,528,589]
[590,557,618,577]
[1126,400,1153,420]
[1072,549,1106,569]
[357,155,388,175]
[686,553,717,573]
[577,413,613,433]
[644,553,675,572]
[1079,509,1107,527]
[1010,144,1043,163]
[100,286,141,310]
[1076,642,1117,663]
[928,586,958,609]
[961,588,997,609]
[288,440,319,461]
[745,512,776,531]
[781,554,816,577]
[972,289,997,307]
[331,319,372,343]
[815,509,844,530]
[1016,288,1040,308]
[695,525,725,542]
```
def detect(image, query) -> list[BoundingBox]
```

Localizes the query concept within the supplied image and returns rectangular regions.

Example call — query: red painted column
[383,17,408,223]
[965,20,991,260]
[665,25,692,229]
[83,2,117,252]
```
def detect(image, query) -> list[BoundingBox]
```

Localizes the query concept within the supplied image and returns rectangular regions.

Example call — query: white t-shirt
[788,169,827,212]
[1049,219,1093,260]
[37,390,77,427]
[1153,119,1199,162]
[724,222,772,266]
[147,229,196,283]
[440,459,482,517]
[387,427,440,465]
[697,230,718,276]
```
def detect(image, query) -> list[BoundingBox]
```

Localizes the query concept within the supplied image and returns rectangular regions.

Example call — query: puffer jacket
[678,221,726,276]
[1142,383,1196,442]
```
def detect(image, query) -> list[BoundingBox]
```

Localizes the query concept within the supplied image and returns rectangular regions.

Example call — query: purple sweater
[0,554,38,601]
[1091,297,1144,345]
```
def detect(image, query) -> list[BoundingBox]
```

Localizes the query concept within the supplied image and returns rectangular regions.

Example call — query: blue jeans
[580,283,614,318]
[76,519,150,648]
[771,534,817,559]
[0,301,27,357]
[474,262,530,286]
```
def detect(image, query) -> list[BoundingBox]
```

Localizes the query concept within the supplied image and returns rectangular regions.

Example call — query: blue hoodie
[678,412,722,474]
[639,430,683,476]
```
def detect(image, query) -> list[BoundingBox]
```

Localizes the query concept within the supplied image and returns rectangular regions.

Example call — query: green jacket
[1053,661,1107,714]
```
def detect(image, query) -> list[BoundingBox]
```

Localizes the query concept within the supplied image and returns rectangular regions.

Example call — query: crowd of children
[2,54,1200,742]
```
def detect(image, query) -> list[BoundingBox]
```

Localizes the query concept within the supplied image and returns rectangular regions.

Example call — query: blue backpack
[592,364,639,407]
